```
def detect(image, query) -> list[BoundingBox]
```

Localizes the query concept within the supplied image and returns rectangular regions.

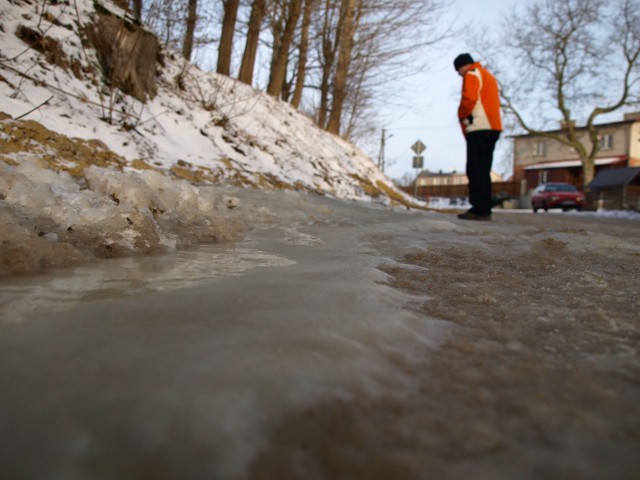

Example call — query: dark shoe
[457,210,492,221]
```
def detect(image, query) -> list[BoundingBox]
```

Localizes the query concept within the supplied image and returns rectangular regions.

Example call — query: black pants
[466,130,501,216]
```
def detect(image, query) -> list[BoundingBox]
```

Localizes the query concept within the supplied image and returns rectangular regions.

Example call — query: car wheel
[543,201,549,212]
[533,206,538,213]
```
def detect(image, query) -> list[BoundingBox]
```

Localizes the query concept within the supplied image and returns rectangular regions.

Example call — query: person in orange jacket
[454,53,503,220]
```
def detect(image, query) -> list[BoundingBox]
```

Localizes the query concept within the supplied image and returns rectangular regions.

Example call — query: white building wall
[630,122,640,166]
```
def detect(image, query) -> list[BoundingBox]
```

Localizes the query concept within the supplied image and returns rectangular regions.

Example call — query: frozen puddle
[0,197,450,480]
[0,244,295,324]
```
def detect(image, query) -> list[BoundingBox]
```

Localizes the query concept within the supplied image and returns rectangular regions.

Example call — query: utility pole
[377,129,387,172]
[377,129,393,172]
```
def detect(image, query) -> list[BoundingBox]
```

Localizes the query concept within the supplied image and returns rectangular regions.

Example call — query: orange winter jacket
[458,62,502,135]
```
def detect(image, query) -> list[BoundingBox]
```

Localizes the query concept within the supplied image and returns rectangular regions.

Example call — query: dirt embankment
[251,213,640,480]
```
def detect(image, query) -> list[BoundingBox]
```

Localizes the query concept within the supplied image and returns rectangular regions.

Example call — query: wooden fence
[398,180,640,211]
[589,184,640,210]
[399,181,523,201]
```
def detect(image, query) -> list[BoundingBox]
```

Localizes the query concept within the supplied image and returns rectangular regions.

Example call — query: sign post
[411,140,426,199]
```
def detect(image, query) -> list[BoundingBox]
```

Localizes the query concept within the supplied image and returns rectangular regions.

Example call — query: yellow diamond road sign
[411,140,426,154]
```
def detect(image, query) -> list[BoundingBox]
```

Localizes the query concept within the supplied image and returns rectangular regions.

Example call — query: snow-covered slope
[0,0,406,201]
[0,0,417,275]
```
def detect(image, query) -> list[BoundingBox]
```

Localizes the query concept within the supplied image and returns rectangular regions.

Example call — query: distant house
[512,112,640,191]
[415,170,503,187]
[397,169,519,203]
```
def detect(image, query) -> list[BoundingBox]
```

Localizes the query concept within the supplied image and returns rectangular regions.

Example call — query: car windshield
[546,184,577,192]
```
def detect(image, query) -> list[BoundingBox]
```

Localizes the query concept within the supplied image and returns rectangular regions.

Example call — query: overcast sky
[379,0,520,182]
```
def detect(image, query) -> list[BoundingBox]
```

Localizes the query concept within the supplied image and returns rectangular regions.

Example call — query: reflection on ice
[0,244,295,324]
[279,227,324,246]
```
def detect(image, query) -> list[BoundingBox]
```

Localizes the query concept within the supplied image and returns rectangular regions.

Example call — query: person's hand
[459,119,468,136]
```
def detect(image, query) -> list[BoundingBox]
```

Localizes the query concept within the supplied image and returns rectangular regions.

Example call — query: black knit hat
[454,53,474,70]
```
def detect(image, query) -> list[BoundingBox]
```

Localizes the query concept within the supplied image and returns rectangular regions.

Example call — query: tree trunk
[268,2,285,89]
[131,0,142,22]
[582,157,596,189]
[317,0,337,128]
[343,59,366,140]
[267,0,303,98]
[238,0,265,85]
[217,0,241,75]
[281,70,292,102]
[290,0,314,109]
[327,0,356,135]
[182,0,198,60]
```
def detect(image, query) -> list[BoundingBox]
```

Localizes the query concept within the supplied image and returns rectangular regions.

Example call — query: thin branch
[14,95,54,120]
[0,60,141,121]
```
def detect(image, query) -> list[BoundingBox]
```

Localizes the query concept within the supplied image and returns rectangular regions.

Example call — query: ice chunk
[85,165,162,212]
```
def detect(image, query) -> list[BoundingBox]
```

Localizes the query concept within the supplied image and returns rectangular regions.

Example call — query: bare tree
[290,0,315,108]
[307,0,452,139]
[131,0,143,21]
[217,0,241,75]
[498,0,640,187]
[326,0,357,134]
[141,0,452,146]
[342,0,452,139]
[143,0,218,69]
[314,0,340,128]
[394,171,417,188]
[144,0,189,51]
[238,0,266,85]
[182,0,198,60]
[267,0,303,97]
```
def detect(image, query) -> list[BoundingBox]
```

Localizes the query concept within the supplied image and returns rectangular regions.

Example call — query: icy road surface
[1,192,639,480]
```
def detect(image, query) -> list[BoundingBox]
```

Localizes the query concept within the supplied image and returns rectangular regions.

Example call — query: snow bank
[0,0,414,203]
[0,0,422,276]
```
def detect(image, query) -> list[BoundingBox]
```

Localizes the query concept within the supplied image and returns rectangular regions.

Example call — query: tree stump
[89,11,158,102]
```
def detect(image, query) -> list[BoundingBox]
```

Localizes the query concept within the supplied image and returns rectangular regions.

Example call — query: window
[598,134,613,150]
[547,184,577,192]
[533,140,546,157]
[538,171,549,184]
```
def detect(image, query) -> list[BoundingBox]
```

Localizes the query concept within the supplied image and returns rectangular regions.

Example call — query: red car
[531,183,585,212]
